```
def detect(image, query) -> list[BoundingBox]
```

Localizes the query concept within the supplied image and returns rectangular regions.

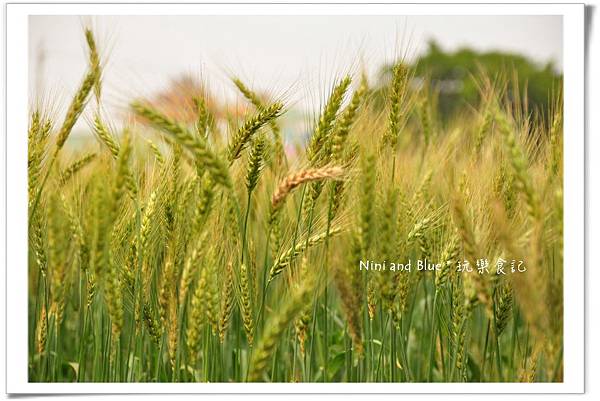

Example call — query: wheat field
[28,29,563,383]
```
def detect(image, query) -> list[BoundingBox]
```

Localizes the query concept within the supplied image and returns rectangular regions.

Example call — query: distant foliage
[374,40,562,122]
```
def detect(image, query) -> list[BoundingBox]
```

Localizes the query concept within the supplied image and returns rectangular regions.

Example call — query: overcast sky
[29,15,562,116]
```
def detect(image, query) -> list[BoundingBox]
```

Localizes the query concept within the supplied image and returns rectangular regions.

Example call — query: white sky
[29,15,562,119]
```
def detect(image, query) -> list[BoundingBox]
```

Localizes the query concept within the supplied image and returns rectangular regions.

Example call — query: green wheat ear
[56,35,101,151]
[495,282,513,336]
[495,107,541,222]
[385,63,409,149]
[239,262,254,346]
[84,28,102,102]
[218,261,235,343]
[268,226,342,282]
[245,133,266,193]
[331,78,367,162]
[58,152,97,187]
[232,77,285,162]
[307,75,352,164]
[227,101,283,162]
[248,271,317,382]
[131,101,232,188]
[93,115,120,158]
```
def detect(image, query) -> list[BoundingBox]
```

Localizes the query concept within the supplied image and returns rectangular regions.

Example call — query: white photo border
[5,2,585,394]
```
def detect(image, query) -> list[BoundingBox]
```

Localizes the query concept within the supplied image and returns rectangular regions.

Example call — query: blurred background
[28,15,563,145]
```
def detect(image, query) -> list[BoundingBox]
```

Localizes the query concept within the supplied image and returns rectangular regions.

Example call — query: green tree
[375,40,562,122]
